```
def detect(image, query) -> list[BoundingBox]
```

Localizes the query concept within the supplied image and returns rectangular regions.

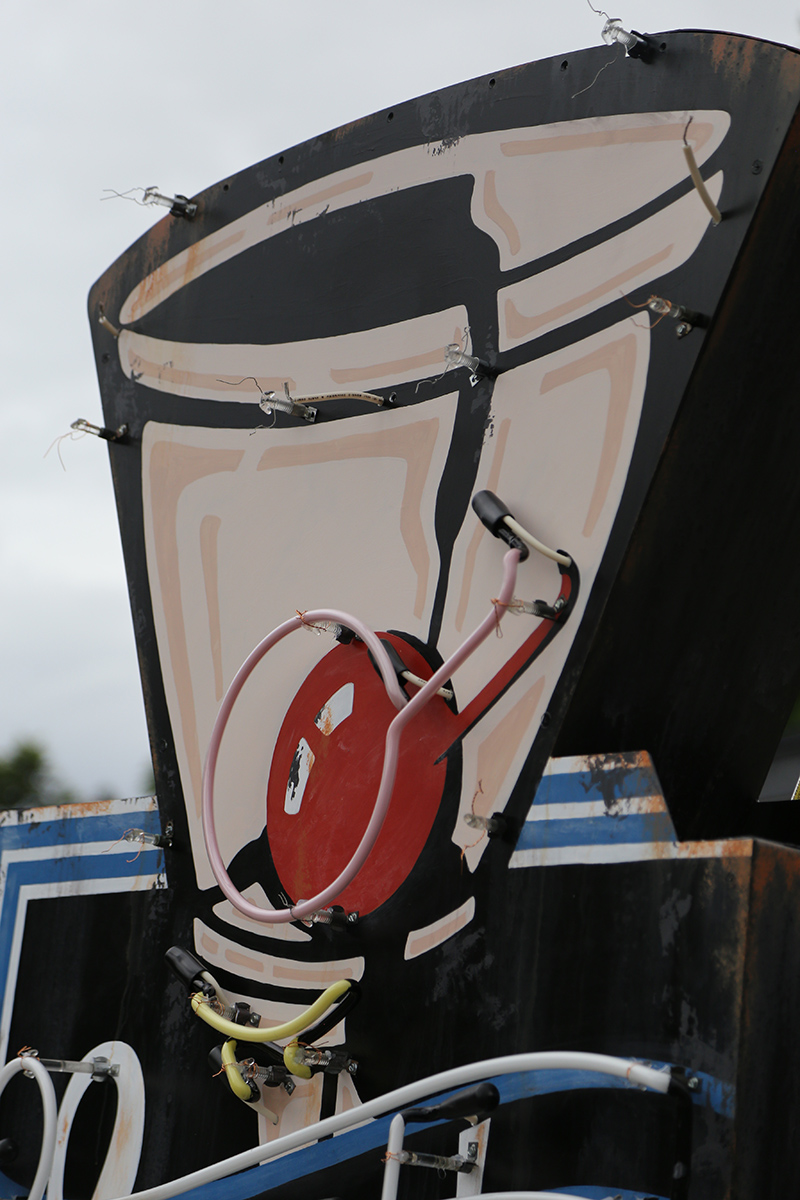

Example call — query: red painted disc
[266,634,459,915]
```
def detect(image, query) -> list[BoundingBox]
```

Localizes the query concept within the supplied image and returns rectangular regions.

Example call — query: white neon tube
[503,516,571,567]
[0,1057,57,1200]
[380,1113,405,1200]
[109,1051,671,1200]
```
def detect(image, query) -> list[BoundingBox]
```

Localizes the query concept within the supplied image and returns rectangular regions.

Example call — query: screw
[347,911,359,925]
[675,322,692,339]
[752,159,763,174]
[687,1076,700,1091]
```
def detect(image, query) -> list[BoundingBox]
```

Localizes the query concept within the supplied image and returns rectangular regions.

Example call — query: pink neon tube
[202,549,520,923]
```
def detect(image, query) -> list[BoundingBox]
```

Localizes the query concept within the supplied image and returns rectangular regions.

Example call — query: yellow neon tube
[190,978,351,1042]
[221,1040,253,1102]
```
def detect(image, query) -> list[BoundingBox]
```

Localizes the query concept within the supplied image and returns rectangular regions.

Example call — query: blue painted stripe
[175,1064,731,1200]
[550,1190,667,1200]
[0,810,161,851]
[515,812,676,850]
[532,767,661,808]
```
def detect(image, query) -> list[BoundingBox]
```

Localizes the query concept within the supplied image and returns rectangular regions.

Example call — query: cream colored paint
[199,514,224,700]
[212,889,312,942]
[142,398,457,887]
[119,110,729,327]
[498,173,723,349]
[118,308,469,401]
[404,896,476,960]
[441,319,651,869]
[137,112,724,908]
[194,918,365,986]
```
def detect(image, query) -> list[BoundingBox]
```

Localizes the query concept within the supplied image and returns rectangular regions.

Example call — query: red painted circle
[266,634,459,915]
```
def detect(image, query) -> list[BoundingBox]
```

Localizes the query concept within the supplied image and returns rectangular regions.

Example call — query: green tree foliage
[0,741,75,809]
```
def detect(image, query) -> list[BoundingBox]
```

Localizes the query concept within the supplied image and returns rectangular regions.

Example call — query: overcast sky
[2,1,798,800]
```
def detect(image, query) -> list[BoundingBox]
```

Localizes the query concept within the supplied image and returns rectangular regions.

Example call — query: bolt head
[687,1076,700,1091]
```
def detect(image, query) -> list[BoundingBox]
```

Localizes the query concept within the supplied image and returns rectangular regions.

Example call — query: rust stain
[315,705,335,737]
[708,33,759,85]
[123,231,244,324]
[112,1105,134,1158]
[709,852,752,992]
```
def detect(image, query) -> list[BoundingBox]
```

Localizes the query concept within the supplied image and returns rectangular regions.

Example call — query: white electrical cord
[503,516,572,567]
[0,1056,57,1200]
[106,1051,671,1200]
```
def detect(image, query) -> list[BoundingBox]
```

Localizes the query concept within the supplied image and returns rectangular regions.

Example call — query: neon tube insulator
[308,906,359,927]
[259,383,317,422]
[601,18,645,54]
[142,187,198,219]
[291,1046,358,1074]
[445,345,481,374]
[71,418,128,443]
[123,823,173,849]
[445,343,486,385]
[98,312,120,338]
[394,1150,474,1173]
[463,813,505,836]
[237,1057,296,1093]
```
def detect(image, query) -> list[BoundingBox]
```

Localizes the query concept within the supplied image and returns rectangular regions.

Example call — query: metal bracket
[20,1050,119,1082]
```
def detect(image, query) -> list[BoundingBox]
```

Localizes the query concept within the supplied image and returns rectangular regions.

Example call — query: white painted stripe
[212,894,311,942]
[527,796,667,821]
[509,838,753,869]
[194,918,365,987]
[315,683,354,736]
[404,897,476,961]
[285,738,314,815]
